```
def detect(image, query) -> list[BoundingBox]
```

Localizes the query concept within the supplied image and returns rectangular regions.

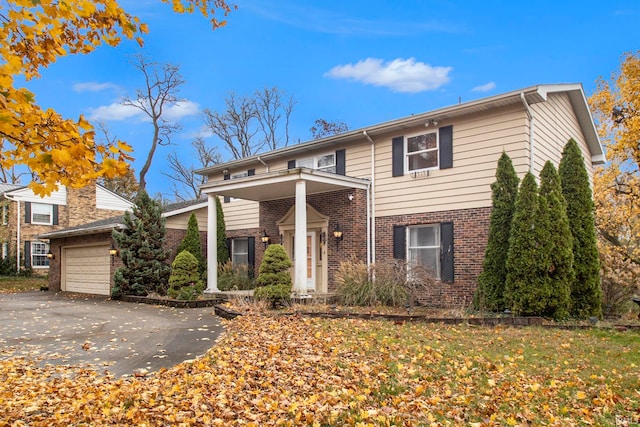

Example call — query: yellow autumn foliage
[0,0,234,195]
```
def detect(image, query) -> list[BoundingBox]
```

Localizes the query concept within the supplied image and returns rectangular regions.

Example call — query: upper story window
[31,203,53,225]
[406,131,438,172]
[297,153,336,173]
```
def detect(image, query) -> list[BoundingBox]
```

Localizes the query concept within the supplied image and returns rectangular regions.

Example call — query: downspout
[4,194,19,271]
[520,93,535,173]
[257,156,269,172]
[363,130,376,267]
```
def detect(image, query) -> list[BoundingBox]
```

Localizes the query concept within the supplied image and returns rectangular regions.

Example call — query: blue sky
[20,0,640,199]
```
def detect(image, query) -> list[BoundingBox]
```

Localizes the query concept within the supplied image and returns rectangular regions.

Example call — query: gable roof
[196,83,604,176]
[0,183,23,194]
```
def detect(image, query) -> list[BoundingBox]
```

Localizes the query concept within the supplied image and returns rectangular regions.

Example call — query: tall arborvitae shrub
[112,191,171,297]
[474,152,520,312]
[559,139,602,318]
[216,196,229,265]
[505,173,551,315]
[177,213,205,277]
[539,161,573,319]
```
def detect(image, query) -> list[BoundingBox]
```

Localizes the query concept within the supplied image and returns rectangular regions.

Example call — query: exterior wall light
[109,243,119,266]
[261,230,270,248]
[46,250,54,260]
[333,223,343,248]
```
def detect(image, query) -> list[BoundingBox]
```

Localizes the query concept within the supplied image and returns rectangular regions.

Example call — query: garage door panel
[63,245,111,295]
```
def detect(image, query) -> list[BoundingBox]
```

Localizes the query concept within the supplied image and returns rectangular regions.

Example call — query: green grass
[0,275,48,293]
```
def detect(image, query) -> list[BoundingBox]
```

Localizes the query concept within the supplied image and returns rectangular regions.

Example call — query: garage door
[63,245,111,295]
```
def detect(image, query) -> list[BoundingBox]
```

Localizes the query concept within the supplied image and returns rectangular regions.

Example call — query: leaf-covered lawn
[1,315,639,426]
[0,276,48,293]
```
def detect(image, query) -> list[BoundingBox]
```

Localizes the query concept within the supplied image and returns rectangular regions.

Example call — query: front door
[292,231,316,291]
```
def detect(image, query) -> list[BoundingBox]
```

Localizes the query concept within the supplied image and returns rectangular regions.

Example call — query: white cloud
[325,58,452,93]
[471,82,496,92]
[73,82,120,93]
[163,100,200,122]
[88,100,200,122]
[88,103,142,122]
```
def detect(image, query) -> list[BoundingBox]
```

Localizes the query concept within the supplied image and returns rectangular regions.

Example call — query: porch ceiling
[199,168,370,202]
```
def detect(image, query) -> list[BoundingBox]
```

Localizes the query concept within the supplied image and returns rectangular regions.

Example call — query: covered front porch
[200,168,370,295]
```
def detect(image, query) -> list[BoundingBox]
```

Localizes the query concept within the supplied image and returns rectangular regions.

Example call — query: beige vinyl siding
[223,199,259,230]
[531,92,593,177]
[164,207,208,230]
[372,106,529,217]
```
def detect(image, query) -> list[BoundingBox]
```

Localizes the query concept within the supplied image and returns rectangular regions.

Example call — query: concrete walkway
[0,291,224,377]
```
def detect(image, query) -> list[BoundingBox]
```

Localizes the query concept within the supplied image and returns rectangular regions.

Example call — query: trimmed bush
[474,152,519,312]
[559,139,602,318]
[168,250,204,300]
[254,244,292,307]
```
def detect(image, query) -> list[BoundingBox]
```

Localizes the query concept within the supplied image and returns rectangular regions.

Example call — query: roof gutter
[520,92,535,173]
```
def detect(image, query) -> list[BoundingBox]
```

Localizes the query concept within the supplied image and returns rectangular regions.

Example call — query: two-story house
[0,183,133,274]
[197,84,604,307]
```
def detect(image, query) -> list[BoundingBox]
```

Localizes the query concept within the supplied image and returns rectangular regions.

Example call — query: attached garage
[63,245,111,295]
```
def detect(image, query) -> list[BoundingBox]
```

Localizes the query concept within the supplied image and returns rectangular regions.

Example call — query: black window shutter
[247,169,255,176]
[440,222,454,282]
[24,202,31,224]
[225,238,231,259]
[247,236,255,278]
[439,125,453,169]
[52,205,59,225]
[24,241,31,268]
[223,174,230,203]
[393,225,406,259]
[287,160,296,169]
[392,136,404,177]
[335,149,346,175]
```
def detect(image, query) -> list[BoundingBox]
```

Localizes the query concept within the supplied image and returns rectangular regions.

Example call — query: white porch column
[294,179,307,294]
[206,194,218,292]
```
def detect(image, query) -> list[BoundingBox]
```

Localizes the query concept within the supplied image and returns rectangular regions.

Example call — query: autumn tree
[163,137,221,201]
[310,119,349,139]
[473,152,519,312]
[0,0,234,195]
[203,87,296,160]
[559,139,602,318]
[112,190,171,297]
[590,51,640,314]
[539,161,572,319]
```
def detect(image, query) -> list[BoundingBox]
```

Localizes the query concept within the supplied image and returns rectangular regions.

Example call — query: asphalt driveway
[0,291,224,377]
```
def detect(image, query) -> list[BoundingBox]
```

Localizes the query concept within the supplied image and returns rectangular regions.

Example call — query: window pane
[408,151,438,171]
[31,203,52,224]
[232,238,249,266]
[316,154,335,168]
[297,158,314,168]
[407,133,436,153]
[410,227,437,247]
[409,248,439,275]
[31,242,50,267]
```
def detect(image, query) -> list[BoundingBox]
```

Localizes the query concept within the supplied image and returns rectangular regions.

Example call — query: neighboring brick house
[41,199,208,295]
[0,182,132,274]
[197,84,605,307]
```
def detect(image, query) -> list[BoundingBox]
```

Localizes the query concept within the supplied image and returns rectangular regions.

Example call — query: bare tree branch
[122,55,186,190]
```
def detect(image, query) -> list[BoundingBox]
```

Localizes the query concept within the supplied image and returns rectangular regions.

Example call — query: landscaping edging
[120,295,222,308]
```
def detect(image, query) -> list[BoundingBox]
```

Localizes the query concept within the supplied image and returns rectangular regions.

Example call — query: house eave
[39,223,126,240]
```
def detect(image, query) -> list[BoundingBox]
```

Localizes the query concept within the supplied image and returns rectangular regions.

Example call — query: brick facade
[375,206,492,308]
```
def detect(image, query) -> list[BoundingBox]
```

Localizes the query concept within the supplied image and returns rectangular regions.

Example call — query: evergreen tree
[254,244,292,307]
[168,250,204,300]
[474,152,519,312]
[216,196,229,265]
[112,191,171,297]
[177,213,205,277]
[539,161,573,319]
[559,139,602,318]
[505,173,551,315]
